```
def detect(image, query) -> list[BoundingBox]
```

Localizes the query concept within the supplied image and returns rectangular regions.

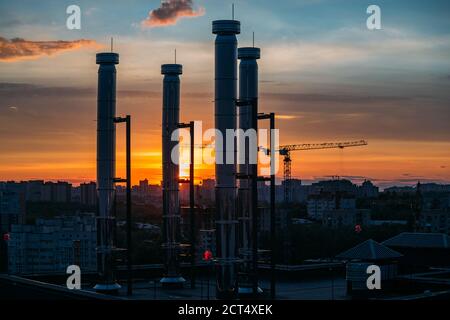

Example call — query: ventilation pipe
[237,47,262,296]
[161,63,186,288]
[94,52,121,293]
[212,19,241,299]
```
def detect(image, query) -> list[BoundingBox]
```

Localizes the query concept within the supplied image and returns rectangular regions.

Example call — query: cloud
[142,0,205,28]
[276,114,299,120]
[0,37,102,62]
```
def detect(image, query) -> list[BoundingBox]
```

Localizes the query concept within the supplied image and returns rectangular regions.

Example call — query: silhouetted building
[420,209,450,234]
[307,193,356,220]
[80,182,97,207]
[358,180,379,198]
[383,232,450,268]
[7,214,96,275]
[197,179,215,205]
[0,183,26,233]
[384,186,415,195]
[259,206,288,232]
[322,209,371,228]
[138,179,149,197]
[312,179,358,196]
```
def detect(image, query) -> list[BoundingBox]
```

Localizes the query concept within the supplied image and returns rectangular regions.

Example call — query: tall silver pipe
[94,52,121,293]
[237,47,261,295]
[212,19,240,299]
[161,64,185,288]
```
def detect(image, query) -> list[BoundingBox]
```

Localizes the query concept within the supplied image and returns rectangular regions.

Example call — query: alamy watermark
[367,5,382,30]
[66,264,81,290]
[171,121,280,176]
[366,265,381,290]
[66,5,81,30]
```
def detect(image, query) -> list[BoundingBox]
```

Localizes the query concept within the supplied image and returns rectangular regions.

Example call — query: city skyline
[1,0,449,188]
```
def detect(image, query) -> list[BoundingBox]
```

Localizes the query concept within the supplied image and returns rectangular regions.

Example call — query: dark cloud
[0,83,211,99]
[262,92,412,104]
[0,37,101,62]
[0,83,94,97]
[261,92,450,143]
[0,18,22,28]
[142,0,205,27]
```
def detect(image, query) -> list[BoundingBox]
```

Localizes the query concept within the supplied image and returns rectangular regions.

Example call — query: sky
[0,0,449,189]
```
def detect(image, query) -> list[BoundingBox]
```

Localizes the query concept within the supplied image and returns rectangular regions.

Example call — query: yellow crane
[277,140,368,203]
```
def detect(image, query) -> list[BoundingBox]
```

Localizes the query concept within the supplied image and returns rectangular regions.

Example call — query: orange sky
[1,2,450,189]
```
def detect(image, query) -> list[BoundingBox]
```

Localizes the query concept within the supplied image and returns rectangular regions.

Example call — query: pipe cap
[238,47,261,59]
[161,64,183,75]
[212,20,241,35]
[96,52,119,64]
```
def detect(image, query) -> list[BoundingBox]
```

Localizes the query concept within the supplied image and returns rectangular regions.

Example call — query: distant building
[311,179,358,196]
[197,179,215,205]
[383,232,450,268]
[138,179,149,197]
[418,183,450,193]
[148,184,162,202]
[80,182,97,207]
[7,180,73,203]
[283,179,311,203]
[358,180,379,198]
[307,193,356,220]
[322,209,371,228]
[418,192,450,235]
[51,182,72,203]
[0,184,26,233]
[179,183,189,204]
[384,186,415,195]
[7,214,96,275]
[369,220,408,227]
[23,180,45,202]
[419,209,450,235]
[258,206,288,232]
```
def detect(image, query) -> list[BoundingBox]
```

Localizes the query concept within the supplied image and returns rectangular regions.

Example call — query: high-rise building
[80,182,97,207]
[7,214,97,275]
[138,179,149,197]
[307,193,356,220]
[0,183,26,233]
[10,180,73,203]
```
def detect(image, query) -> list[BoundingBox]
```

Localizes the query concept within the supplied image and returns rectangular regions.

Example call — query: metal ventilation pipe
[161,63,185,288]
[237,47,261,296]
[212,19,240,299]
[94,52,121,293]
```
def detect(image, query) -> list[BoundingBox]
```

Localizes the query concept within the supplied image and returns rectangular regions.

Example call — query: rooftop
[336,239,403,261]
[383,232,450,249]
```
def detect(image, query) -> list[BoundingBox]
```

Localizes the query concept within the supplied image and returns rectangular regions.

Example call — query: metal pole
[126,115,132,296]
[270,112,276,300]
[189,121,196,289]
[207,264,210,300]
[251,99,258,296]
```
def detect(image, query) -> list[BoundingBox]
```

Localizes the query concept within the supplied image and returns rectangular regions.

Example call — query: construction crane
[277,140,368,203]
[185,139,368,203]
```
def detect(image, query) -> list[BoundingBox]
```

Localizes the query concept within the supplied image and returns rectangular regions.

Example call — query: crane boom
[279,140,367,154]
